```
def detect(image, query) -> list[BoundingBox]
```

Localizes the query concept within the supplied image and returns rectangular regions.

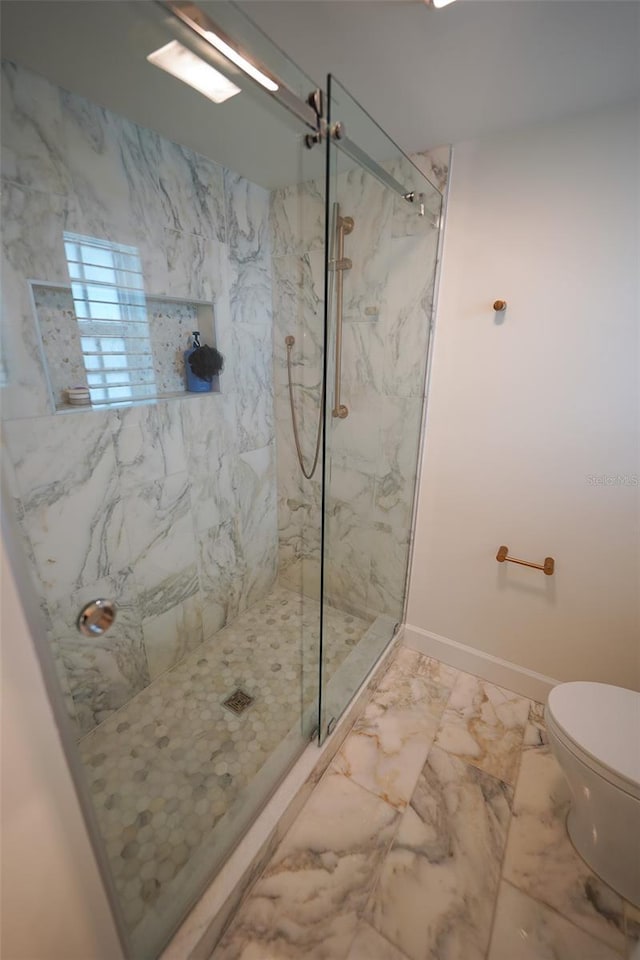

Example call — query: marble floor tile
[624,901,640,959]
[433,672,531,785]
[367,745,513,960]
[332,649,458,809]
[528,700,546,725]
[346,921,409,960]
[502,729,626,953]
[191,652,635,960]
[213,771,400,960]
[522,701,547,748]
[488,881,622,960]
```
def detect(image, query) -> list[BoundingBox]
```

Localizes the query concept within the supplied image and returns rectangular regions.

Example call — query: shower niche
[33,284,219,412]
[32,281,219,411]
[30,233,220,412]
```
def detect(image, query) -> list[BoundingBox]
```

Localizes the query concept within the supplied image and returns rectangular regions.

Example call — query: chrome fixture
[285,334,324,480]
[304,89,326,149]
[77,598,117,636]
[496,545,555,576]
[330,203,353,420]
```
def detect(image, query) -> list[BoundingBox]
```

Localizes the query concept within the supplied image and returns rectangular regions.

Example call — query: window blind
[63,232,157,404]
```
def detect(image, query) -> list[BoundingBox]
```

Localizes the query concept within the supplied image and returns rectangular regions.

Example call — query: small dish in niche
[66,386,91,405]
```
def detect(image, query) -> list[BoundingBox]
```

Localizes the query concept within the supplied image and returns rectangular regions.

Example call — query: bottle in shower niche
[184,331,211,393]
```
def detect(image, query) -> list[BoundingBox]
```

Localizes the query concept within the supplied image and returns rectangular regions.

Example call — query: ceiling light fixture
[147,40,241,104]
[429,0,458,7]
[202,28,279,92]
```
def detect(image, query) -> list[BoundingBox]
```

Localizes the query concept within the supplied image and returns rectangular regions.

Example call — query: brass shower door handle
[331,205,353,419]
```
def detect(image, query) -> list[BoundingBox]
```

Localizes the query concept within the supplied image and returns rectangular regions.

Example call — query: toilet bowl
[545,681,640,907]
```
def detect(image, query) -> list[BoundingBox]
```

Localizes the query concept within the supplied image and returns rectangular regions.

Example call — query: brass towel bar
[496,545,555,576]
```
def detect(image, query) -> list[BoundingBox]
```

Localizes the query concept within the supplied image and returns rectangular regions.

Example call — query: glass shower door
[319,75,443,738]
[0,3,327,956]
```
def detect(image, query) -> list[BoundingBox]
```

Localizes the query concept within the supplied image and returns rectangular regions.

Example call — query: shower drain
[223,689,254,716]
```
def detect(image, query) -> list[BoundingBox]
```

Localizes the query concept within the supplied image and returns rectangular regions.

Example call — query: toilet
[545,681,640,907]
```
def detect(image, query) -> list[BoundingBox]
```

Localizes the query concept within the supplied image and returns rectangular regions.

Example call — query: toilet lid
[547,682,640,793]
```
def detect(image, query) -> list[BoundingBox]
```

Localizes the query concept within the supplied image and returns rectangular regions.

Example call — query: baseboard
[403,624,558,703]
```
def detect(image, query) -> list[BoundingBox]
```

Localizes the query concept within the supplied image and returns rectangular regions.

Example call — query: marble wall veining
[1,60,278,736]
[270,149,449,622]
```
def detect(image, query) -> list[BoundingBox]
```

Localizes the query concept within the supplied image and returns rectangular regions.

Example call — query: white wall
[1,525,123,960]
[408,102,640,690]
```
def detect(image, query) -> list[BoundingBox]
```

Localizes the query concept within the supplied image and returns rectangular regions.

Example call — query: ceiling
[1,0,638,189]
[240,0,640,153]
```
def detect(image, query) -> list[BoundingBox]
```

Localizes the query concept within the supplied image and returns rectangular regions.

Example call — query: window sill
[55,388,222,415]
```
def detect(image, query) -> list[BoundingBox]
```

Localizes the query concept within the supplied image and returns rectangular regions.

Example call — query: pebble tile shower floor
[78,584,371,934]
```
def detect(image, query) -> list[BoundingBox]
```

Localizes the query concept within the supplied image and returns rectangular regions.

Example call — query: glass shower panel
[0,3,325,956]
[319,75,443,738]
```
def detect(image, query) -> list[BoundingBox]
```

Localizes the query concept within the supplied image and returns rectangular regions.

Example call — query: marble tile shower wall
[1,61,278,736]
[270,148,449,620]
[270,177,325,602]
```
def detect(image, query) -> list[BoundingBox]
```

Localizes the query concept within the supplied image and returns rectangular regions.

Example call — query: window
[63,232,156,404]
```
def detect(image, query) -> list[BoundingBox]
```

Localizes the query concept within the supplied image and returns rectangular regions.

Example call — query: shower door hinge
[304,89,327,149]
